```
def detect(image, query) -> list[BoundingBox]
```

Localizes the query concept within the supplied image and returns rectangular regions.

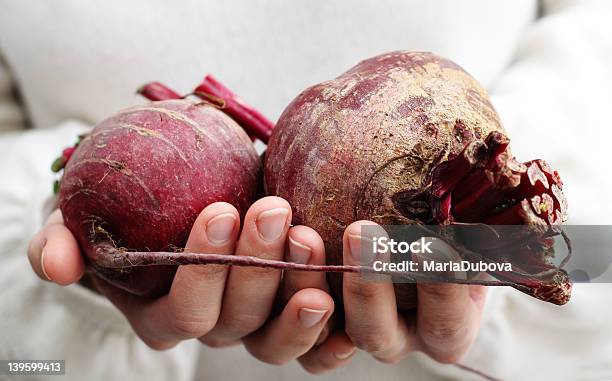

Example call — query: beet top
[58,99,261,296]
[264,51,570,307]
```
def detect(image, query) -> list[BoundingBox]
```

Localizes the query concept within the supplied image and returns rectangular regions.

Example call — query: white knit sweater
[1,1,611,380]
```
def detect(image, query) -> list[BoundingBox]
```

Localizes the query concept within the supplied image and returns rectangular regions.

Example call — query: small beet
[264,51,571,308]
[58,99,261,296]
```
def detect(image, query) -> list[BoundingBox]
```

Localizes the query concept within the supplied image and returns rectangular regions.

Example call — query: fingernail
[40,247,52,281]
[298,308,327,328]
[256,208,289,242]
[348,233,375,264]
[334,348,356,360]
[288,237,311,264]
[206,213,237,245]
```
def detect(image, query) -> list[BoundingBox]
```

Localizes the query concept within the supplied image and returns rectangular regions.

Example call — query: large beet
[264,51,570,308]
[59,99,261,296]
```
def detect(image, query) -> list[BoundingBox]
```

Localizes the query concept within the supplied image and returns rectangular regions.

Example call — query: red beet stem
[194,75,274,143]
[137,82,183,101]
[137,80,257,141]
[203,75,274,130]
[90,241,568,305]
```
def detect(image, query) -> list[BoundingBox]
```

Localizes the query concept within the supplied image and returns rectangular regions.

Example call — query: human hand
[290,220,487,373]
[337,220,487,364]
[27,197,339,365]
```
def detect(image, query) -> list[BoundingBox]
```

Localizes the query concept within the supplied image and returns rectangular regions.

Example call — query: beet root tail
[89,241,569,305]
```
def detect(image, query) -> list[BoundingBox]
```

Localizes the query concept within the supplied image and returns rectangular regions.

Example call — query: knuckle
[170,317,215,338]
[345,280,384,301]
[423,324,466,345]
[420,285,462,302]
[219,312,265,336]
[420,323,471,364]
[289,333,316,349]
[184,263,227,278]
[346,329,390,354]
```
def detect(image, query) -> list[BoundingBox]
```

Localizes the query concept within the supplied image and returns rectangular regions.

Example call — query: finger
[165,202,239,338]
[298,331,357,374]
[416,282,485,363]
[243,288,334,365]
[206,196,291,341]
[342,221,417,362]
[282,226,336,345]
[44,209,64,226]
[283,225,329,299]
[28,223,84,285]
[91,275,180,351]
[97,202,240,345]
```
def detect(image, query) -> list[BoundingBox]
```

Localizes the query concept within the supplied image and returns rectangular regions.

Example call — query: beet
[55,62,570,306]
[264,51,571,307]
[58,99,261,296]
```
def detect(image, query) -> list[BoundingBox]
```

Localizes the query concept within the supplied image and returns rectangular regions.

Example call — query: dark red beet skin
[59,99,261,296]
[264,51,571,307]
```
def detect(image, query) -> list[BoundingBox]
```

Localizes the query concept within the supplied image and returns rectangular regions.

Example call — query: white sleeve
[456,2,612,381]
[488,0,612,224]
[0,122,200,380]
[0,55,26,132]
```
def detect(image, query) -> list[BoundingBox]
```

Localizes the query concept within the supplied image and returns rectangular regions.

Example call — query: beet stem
[203,75,274,130]
[137,82,183,101]
[137,80,259,141]
[194,75,274,143]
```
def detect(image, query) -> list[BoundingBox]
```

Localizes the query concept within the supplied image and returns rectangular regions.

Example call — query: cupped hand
[338,220,487,364]
[27,202,485,370]
[289,220,487,373]
[27,197,340,367]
